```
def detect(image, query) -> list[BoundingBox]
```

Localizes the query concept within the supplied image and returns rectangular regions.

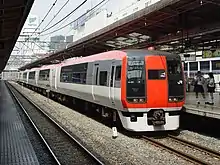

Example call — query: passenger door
[51,68,57,89]
[92,63,99,101]
[109,62,116,106]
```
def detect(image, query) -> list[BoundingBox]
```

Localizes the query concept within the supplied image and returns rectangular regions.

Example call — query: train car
[19,49,185,132]
[184,57,220,92]
[1,70,19,81]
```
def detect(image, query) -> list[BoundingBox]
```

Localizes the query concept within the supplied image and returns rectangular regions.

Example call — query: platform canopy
[19,0,220,70]
[0,0,35,73]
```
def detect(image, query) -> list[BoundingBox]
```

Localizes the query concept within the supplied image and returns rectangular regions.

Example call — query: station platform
[0,81,39,165]
[184,92,220,119]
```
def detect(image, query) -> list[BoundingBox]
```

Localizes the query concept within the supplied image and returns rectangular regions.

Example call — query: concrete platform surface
[0,81,39,165]
[185,92,220,119]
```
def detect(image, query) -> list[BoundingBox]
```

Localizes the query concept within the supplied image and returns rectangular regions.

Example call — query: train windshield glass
[167,56,184,97]
[167,60,182,75]
[126,59,146,99]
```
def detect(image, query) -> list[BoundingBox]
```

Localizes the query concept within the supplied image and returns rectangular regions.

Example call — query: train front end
[119,51,185,132]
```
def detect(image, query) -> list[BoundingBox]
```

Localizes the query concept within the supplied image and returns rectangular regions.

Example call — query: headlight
[139,98,145,102]
[133,98,138,102]
[169,97,182,102]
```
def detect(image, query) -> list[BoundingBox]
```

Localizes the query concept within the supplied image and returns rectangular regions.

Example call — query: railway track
[6,82,104,165]
[142,134,220,165]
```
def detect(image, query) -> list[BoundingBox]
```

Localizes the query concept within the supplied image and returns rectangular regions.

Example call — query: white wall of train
[10,53,183,133]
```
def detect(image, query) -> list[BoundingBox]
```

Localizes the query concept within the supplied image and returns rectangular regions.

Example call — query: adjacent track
[142,134,220,165]
[7,82,104,165]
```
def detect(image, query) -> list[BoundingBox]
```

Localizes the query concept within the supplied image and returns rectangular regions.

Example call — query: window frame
[28,71,35,80]
[212,60,220,70]
[148,69,166,80]
[115,66,121,81]
[189,62,198,71]
[60,63,88,84]
[200,61,210,71]
[39,69,50,81]
[99,71,108,86]
[23,72,27,79]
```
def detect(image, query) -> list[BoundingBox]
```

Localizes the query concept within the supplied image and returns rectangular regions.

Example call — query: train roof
[61,49,179,67]
[60,50,125,66]
[123,49,178,57]
[22,49,180,71]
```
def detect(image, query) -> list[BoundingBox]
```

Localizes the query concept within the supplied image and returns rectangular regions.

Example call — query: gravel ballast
[152,136,220,165]
[9,84,100,165]
[9,81,210,165]
[178,130,220,153]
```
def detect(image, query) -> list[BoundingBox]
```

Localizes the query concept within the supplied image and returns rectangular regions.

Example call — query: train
[184,57,220,92]
[16,49,185,132]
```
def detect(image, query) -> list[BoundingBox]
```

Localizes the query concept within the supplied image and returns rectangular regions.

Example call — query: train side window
[95,67,99,85]
[60,63,88,84]
[29,71,35,79]
[39,69,50,81]
[200,61,209,71]
[99,71,108,86]
[212,60,220,70]
[110,66,115,87]
[189,62,198,71]
[184,63,188,71]
[148,70,166,80]
[23,73,27,79]
[115,66,121,81]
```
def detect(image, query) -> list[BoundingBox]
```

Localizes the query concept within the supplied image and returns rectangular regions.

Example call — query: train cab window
[126,59,146,100]
[115,66,121,81]
[167,60,182,74]
[99,71,108,86]
[148,70,166,80]
[167,56,184,98]
[29,72,35,79]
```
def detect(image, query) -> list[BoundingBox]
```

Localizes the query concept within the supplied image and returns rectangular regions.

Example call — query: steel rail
[168,134,220,160]
[6,82,61,165]
[142,135,209,165]
[7,82,105,165]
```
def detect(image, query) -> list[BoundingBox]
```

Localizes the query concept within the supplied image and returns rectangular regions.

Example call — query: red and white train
[17,49,185,132]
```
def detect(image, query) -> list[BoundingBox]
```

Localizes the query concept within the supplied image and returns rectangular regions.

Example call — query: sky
[28,0,103,40]
[25,0,136,41]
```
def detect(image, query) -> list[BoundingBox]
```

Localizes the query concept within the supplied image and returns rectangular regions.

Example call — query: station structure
[0,0,34,72]
[1,0,220,164]
[17,0,220,119]
[18,0,220,69]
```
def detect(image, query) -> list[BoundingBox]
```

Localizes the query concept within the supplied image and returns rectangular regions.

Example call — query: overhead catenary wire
[40,0,88,33]
[26,0,89,53]
[63,0,109,37]
[29,0,70,52]
[27,0,58,40]
[21,0,109,55]
[40,0,108,36]
[31,0,109,53]
[41,0,70,33]
[19,0,58,52]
